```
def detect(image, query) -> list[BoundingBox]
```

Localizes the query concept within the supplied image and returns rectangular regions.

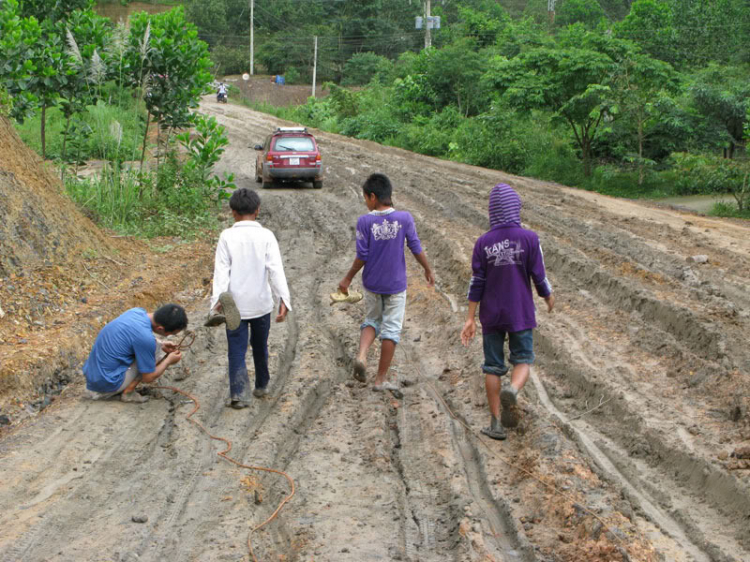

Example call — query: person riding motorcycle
[217,83,228,103]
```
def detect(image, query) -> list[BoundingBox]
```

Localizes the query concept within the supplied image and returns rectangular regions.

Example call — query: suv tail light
[266,154,273,161]
[315,154,321,161]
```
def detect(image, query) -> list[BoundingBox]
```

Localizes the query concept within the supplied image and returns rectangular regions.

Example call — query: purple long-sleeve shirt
[467,184,552,334]
[356,208,423,294]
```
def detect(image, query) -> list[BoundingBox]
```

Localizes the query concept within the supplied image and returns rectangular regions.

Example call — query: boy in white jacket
[210,188,292,408]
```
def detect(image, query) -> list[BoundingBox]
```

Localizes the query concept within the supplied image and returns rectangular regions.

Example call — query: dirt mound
[221,74,330,107]
[0,115,213,407]
[0,116,113,274]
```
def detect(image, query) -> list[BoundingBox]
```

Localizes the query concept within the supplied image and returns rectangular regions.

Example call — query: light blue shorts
[361,290,407,344]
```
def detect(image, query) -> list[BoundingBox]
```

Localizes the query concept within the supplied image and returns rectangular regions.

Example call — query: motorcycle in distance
[216,83,228,104]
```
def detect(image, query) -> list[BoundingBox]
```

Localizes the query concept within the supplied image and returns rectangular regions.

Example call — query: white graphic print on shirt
[372,219,402,241]
[484,239,524,266]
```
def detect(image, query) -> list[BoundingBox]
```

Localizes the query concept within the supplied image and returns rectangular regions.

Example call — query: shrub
[342,52,394,86]
[211,45,248,76]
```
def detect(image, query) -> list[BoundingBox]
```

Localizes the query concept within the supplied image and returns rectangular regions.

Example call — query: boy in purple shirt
[461,184,555,440]
[338,173,435,392]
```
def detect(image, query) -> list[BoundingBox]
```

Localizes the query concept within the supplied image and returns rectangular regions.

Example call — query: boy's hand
[545,294,555,313]
[460,319,476,347]
[161,342,178,353]
[276,301,288,323]
[167,351,183,365]
[213,302,223,313]
[424,268,436,286]
[337,277,351,295]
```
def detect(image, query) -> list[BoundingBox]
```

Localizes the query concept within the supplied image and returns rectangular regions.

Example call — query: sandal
[219,292,241,331]
[480,416,507,440]
[500,386,520,428]
[330,289,363,306]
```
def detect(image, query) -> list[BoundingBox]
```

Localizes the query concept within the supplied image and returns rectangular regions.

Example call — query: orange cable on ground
[153,332,295,562]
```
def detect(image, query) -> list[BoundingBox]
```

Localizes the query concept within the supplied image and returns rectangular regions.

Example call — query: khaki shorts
[86,363,142,400]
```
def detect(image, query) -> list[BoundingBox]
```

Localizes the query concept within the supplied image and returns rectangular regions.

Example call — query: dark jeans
[226,313,271,400]
[482,329,535,377]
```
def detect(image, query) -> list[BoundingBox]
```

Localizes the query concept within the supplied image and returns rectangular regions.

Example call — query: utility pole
[424,0,431,49]
[250,0,254,75]
[312,36,318,98]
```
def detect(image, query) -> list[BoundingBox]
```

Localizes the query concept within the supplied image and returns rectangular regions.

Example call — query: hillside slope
[0,116,113,275]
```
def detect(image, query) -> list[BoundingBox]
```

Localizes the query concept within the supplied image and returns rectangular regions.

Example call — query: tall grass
[15,93,143,162]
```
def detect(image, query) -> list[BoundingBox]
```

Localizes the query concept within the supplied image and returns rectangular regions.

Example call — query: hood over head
[489,183,521,227]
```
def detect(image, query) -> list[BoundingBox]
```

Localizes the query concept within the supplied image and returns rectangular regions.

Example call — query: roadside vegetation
[2,0,750,220]
[0,0,233,237]
[203,0,750,218]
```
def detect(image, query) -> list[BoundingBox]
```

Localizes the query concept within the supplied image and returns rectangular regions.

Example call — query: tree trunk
[638,118,644,186]
[41,104,47,160]
[140,110,151,172]
[60,116,71,181]
[582,140,592,177]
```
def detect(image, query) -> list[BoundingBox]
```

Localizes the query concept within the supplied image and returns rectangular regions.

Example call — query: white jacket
[211,221,292,319]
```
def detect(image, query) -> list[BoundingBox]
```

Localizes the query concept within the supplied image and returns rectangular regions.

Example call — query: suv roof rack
[275,127,307,134]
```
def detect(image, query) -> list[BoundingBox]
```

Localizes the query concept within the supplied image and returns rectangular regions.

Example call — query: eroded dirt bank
[1,99,749,562]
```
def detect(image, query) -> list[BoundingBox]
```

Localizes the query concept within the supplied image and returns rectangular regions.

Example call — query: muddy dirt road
[1,99,749,562]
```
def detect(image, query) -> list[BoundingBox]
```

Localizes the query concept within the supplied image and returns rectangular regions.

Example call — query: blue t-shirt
[83,308,157,393]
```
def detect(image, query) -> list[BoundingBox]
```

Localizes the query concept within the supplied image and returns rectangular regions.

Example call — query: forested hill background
[17,0,750,218]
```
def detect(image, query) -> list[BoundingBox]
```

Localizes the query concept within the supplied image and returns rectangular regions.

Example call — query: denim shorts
[482,329,535,376]
[361,290,407,344]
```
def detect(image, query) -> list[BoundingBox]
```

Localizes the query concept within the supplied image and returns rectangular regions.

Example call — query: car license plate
[289,157,300,166]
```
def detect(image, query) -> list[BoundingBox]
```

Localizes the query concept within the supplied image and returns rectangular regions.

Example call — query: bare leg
[357,326,377,364]
[485,374,501,419]
[121,378,140,396]
[510,363,530,392]
[374,339,396,386]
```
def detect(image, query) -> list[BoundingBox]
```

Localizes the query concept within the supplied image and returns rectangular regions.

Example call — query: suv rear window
[272,137,314,152]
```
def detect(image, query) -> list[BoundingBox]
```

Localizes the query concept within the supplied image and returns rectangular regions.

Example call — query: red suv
[254,127,324,189]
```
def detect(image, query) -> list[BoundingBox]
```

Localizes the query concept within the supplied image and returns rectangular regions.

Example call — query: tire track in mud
[204,105,648,560]
[204,129,534,561]
[384,177,750,560]
[4,101,748,562]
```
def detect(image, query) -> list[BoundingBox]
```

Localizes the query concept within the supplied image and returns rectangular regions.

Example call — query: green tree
[28,20,74,158]
[612,53,679,183]
[0,0,42,121]
[342,52,393,86]
[691,64,750,159]
[18,0,89,22]
[555,0,607,29]
[56,7,111,163]
[125,7,213,166]
[486,46,617,176]
[615,0,677,64]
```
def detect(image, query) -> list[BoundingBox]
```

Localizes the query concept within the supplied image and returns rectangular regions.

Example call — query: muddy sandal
[330,289,363,306]
[353,359,367,383]
[481,416,507,440]
[219,292,241,331]
[373,381,404,399]
[120,391,149,404]
[500,386,520,428]
[203,313,226,327]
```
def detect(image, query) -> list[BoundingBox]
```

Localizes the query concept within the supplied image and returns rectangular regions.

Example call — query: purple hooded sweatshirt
[467,184,552,334]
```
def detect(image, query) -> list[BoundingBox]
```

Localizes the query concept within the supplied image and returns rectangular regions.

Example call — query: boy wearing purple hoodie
[460,184,554,440]
[339,173,435,392]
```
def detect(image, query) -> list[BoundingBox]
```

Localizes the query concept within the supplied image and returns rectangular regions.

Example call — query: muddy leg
[356,326,377,364]
[485,374,501,419]
[374,339,396,386]
[509,363,530,392]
